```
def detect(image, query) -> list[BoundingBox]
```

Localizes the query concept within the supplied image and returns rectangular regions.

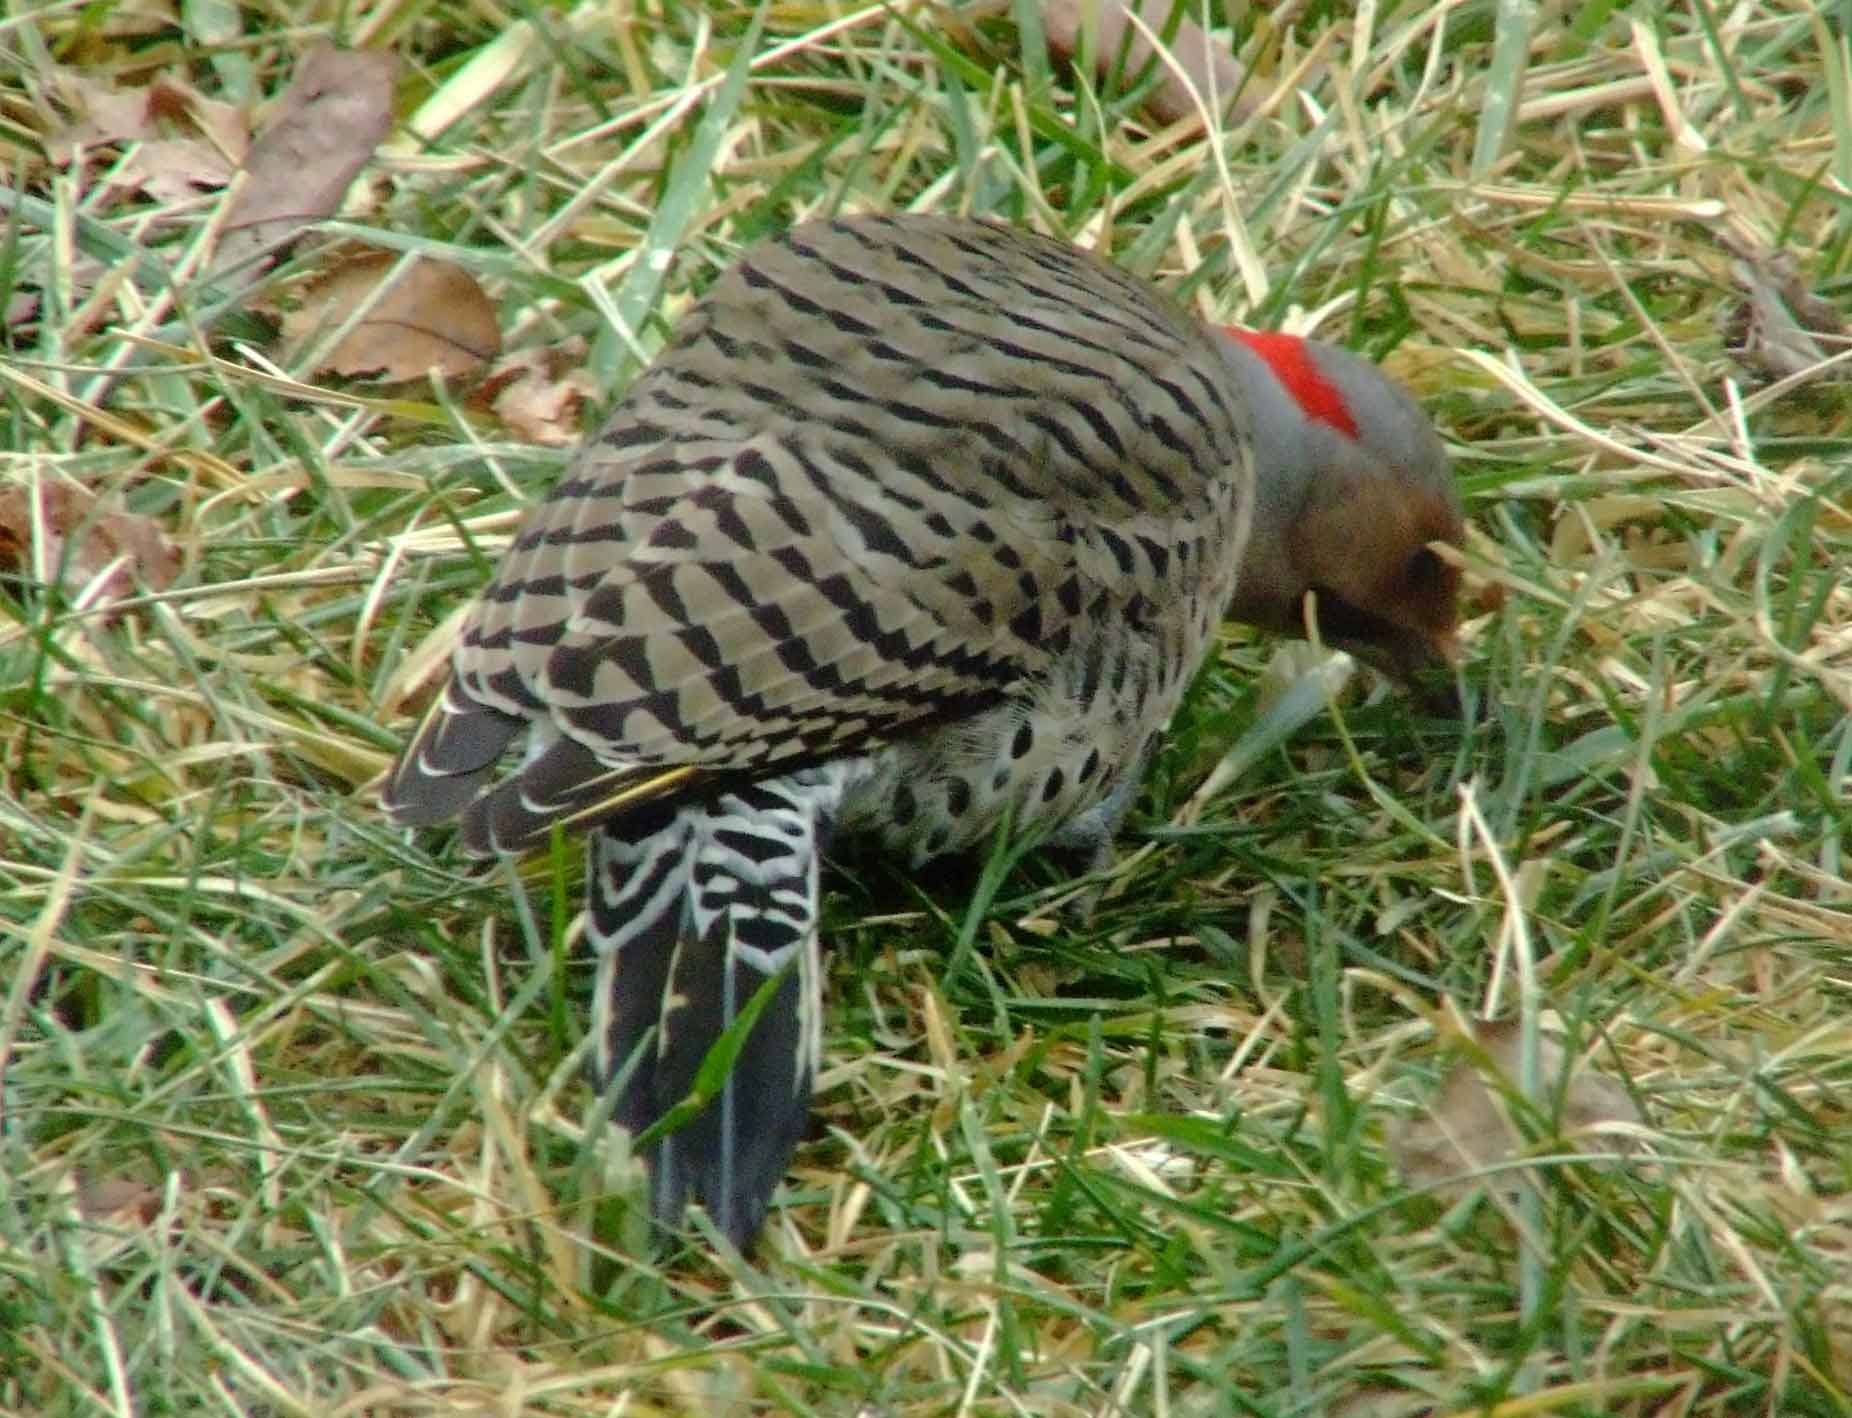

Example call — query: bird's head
[1213,327,1466,712]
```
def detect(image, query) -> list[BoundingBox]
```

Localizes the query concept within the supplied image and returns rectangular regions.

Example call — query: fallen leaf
[212,44,399,281]
[44,73,155,157]
[121,137,240,204]
[0,480,180,611]
[1721,237,1850,386]
[472,338,600,445]
[1041,0,1256,127]
[282,250,501,383]
[1388,1016,1643,1202]
[76,1174,166,1226]
[44,73,248,201]
[143,78,248,166]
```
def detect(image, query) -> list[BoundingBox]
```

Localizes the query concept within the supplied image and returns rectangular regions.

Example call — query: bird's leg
[1043,770,1143,919]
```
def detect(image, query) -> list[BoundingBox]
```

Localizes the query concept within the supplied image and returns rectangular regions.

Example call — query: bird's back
[381,214,1263,1246]
[389,215,1255,849]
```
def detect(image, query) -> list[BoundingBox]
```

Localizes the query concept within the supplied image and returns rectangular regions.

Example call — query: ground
[3,2,1851,1414]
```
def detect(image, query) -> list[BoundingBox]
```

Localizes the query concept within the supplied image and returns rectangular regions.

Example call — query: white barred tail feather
[586,767,847,1245]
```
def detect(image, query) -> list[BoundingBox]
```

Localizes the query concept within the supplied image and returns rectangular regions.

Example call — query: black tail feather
[381,685,524,827]
[586,766,849,1247]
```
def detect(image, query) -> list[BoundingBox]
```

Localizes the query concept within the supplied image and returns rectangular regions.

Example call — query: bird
[381,213,1465,1249]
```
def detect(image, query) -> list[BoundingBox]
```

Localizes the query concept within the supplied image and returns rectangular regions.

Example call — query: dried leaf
[45,74,247,201]
[0,481,180,611]
[282,251,501,383]
[121,137,240,203]
[145,78,248,162]
[473,338,600,445]
[1388,1016,1643,1201]
[1721,238,1850,386]
[1040,0,1255,126]
[212,45,399,281]
[75,1174,166,1226]
[45,73,155,156]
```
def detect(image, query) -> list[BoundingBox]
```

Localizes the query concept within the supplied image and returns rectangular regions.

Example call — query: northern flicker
[382,214,1464,1248]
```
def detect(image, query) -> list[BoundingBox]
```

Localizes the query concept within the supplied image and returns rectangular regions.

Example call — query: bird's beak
[1301,588,1463,717]
[1354,626,1461,718]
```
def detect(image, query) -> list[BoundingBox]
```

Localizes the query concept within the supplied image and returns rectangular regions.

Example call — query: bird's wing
[382,216,1250,852]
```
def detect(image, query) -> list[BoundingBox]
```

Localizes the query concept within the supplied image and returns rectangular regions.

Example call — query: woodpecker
[383,214,1464,1247]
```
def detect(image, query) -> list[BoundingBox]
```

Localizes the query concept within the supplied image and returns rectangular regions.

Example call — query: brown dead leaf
[1388,1016,1643,1202]
[76,1174,167,1226]
[1041,0,1256,126]
[1721,238,1851,386]
[123,137,240,203]
[472,338,600,445]
[45,73,155,156]
[0,481,179,611]
[282,250,501,383]
[212,45,399,281]
[45,73,248,201]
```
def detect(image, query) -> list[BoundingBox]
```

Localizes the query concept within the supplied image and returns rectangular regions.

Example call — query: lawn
[4,2,1851,1414]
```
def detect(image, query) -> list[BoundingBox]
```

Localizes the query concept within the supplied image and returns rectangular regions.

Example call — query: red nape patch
[1222,327,1359,441]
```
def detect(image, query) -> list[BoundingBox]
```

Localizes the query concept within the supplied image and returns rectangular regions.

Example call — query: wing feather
[385,216,1249,849]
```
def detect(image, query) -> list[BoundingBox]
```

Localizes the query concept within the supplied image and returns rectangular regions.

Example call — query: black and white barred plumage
[383,213,1464,1247]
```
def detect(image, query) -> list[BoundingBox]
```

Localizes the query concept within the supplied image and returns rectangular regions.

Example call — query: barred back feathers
[384,213,1462,1248]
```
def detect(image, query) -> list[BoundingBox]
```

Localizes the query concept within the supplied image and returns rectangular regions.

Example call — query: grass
[4,1,1852,1413]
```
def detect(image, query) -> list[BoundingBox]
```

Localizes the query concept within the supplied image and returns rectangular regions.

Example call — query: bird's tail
[588,765,851,1246]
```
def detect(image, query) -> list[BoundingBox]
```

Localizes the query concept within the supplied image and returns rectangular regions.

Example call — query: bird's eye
[1405,547,1444,588]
